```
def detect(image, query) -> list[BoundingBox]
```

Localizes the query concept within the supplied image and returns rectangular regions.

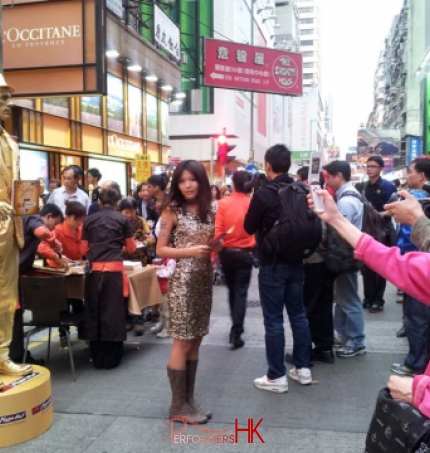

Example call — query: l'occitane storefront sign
[2,1,83,69]
[108,133,143,160]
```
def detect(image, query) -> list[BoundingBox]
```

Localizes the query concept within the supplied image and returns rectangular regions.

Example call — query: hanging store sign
[407,136,422,164]
[154,4,180,62]
[2,0,104,96]
[108,133,143,160]
[135,155,151,182]
[203,38,303,96]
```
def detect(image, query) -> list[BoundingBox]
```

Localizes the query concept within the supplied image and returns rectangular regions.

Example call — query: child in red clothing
[150,257,176,338]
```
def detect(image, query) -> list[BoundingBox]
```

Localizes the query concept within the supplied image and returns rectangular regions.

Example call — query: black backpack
[260,181,322,262]
[325,190,385,274]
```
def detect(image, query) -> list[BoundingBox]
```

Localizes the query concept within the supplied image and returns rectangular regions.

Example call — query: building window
[298,7,313,13]
[43,97,70,119]
[300,29,313,35]
[303,63,314,68]
[303,74,314,79]
[146,93,158,142]
[300,18,314,24]
[300,40,314,46]
[302,51,314,57]
[107,74,124,133]
[128,84,143,138]
[81,97,102,127]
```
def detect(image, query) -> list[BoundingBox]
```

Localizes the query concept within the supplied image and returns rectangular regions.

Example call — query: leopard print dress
[168,207,214,340]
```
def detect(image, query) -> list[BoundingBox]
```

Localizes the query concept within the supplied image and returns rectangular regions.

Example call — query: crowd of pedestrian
[10,144,430,440]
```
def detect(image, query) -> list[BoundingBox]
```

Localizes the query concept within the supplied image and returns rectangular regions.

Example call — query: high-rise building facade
[296,0,321,87]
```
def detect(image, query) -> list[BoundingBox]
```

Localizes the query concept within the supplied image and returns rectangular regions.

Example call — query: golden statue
[0,74,32,386]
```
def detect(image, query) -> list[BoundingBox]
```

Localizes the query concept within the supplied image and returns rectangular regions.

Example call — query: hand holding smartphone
[308,153,324,213]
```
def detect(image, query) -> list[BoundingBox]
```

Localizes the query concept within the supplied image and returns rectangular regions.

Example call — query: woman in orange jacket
[38,201,86,268]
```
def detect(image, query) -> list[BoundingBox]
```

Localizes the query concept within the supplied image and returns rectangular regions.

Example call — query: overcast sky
[319,0,403,153]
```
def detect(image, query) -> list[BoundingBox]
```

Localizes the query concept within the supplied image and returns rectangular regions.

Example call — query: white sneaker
[150,321,164,334]
[156,328,169,338]
[288,367,312,385]
[253,375,288,393]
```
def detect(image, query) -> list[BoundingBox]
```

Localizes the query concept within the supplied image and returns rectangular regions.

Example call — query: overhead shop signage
[2,0,104,96]
[203,38,303,96]
[108,133,143,160]
[291,151,312,160]
[154,4,180,62]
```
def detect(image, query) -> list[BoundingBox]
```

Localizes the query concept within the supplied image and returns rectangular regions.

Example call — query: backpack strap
[338,190,363,202]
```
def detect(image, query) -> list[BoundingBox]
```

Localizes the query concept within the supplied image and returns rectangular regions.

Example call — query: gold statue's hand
[0,202,12,221]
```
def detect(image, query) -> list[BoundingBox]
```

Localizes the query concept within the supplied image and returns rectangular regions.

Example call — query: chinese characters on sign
[203,38,302,96]
[135,155,151,182]
[154,4,180,62]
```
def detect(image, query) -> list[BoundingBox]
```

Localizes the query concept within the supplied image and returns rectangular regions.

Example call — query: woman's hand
[383,191,425,226]
[307,190,342,224]
[190,245,212,259]
[54,255,72,269]
[387,375,413,404]
[211,240,223,253]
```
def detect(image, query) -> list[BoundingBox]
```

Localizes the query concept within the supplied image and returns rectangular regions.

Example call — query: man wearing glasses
[363,156,396,313]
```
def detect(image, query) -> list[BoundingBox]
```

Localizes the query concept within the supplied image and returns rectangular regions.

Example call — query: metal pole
[249,1,255,163]
[210,137,214,182]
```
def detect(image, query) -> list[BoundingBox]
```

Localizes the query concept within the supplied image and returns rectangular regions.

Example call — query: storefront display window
[160,101,169,145]
[81,96,102,127]
[60,155,82,176]
[107,74,124,133]
[43,97,70,119]
[128,84,142,138]
[146,93,158,142]
[19,149,49,187]
[88,158,127,197]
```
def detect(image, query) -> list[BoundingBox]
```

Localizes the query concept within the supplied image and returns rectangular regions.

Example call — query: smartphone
[308,153,324,213]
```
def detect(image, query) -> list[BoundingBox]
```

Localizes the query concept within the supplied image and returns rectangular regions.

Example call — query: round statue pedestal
[0,365,53,447]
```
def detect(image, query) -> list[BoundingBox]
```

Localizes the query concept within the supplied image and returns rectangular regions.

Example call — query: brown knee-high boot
[167,366,207,424]
[186,360,212,419]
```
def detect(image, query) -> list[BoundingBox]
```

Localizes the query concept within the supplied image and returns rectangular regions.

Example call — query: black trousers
[362,264,387,307]
[84,271,126,370]
[303,262,335,352]
[219,249,253,340]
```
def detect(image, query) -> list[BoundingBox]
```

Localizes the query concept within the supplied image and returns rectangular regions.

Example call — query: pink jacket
[355,233,430,418]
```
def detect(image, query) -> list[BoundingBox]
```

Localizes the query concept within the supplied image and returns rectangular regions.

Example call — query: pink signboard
[203,38,303,96]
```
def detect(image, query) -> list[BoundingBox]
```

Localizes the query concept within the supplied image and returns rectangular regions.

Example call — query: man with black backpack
[324,161,366,358]
[245,144,318,392]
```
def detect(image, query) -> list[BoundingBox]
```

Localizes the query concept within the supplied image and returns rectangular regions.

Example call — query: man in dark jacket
[362,156,396,312]
[244,144,312,393]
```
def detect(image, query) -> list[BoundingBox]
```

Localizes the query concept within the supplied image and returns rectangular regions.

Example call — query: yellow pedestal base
[0,365,53,447]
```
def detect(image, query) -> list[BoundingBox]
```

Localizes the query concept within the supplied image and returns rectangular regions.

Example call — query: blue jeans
[258,263,312,379]
[334,272,365,347]
[404,293,430,371]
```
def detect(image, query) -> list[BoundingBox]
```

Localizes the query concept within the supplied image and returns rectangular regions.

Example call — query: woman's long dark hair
[210,185,221,200]
[164,160,212,222]
[148,174,169,191]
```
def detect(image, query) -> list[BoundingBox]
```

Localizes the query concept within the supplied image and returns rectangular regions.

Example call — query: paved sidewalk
[7,274,406,453]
